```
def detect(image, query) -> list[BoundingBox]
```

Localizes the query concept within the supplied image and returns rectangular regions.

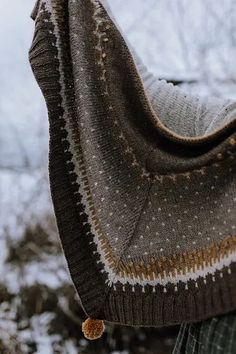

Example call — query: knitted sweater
[100,0,235,137]
[29,0,236,335]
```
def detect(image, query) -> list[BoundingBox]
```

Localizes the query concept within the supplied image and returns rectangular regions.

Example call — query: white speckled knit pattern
[29,0,236,328]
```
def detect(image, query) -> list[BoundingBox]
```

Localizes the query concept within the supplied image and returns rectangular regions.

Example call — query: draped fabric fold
[29,0,236,329]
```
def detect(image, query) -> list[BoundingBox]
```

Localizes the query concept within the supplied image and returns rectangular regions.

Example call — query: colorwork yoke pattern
[29,0,236,335]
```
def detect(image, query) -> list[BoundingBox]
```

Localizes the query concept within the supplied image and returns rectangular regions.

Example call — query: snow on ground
[0,0,50,239]
[0,0,48,168]
[1,0,236,353]
[0,0,51,255]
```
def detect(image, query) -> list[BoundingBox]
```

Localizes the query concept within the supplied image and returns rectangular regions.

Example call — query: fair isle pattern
[29,0,236,326]
[33,0,236,287]
[92,1,152,182]
[42,0,117,287]
[88,0,236,289]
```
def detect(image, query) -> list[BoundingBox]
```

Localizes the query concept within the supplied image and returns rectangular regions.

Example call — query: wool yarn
[29,0,236,339]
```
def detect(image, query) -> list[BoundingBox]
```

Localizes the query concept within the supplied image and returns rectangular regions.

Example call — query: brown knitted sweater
[29,0,236,332]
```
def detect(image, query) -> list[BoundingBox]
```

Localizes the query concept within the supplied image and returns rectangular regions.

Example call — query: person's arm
[99,0,234,138]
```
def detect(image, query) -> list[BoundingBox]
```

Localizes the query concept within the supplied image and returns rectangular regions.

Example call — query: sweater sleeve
[128,47,234,138]
[101,1,234,138]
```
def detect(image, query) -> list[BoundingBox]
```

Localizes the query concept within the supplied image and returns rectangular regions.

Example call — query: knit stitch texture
[29,0,236,327]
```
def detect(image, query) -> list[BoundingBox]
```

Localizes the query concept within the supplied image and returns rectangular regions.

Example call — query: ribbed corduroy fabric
[29,0,236,330]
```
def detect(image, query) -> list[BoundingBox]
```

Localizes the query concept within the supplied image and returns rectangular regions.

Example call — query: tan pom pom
[82,318,105,340]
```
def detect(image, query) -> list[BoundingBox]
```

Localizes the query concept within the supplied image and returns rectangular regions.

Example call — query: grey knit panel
[135,61,234,138]
[100,0,236,139]
[146,80,201,137]
[67,0,236,263]
[123,160,235,260]
[68,0,149,257]
[29,0,236,328]
[205,101,236,135]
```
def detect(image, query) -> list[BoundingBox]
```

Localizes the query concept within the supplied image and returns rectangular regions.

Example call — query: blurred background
[1,0,236,353]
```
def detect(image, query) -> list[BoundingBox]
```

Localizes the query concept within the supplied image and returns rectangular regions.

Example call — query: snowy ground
[0,0,50,237]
